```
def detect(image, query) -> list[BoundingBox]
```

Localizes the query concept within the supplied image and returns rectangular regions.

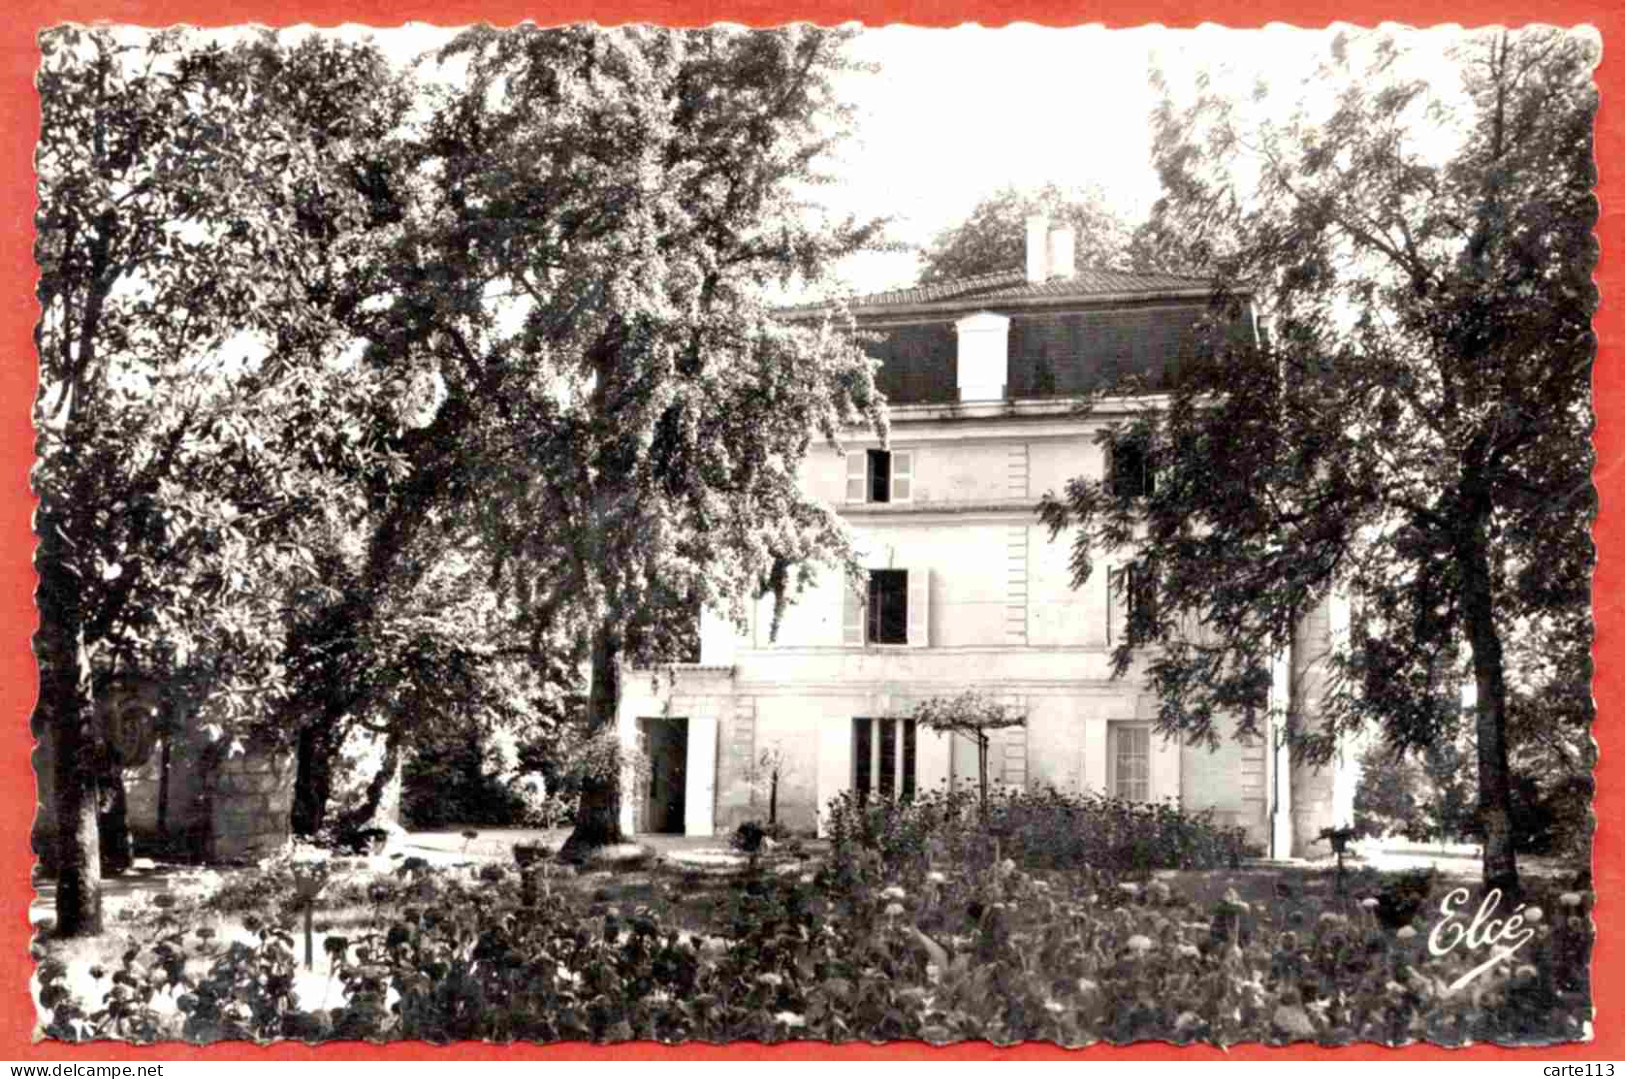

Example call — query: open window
[1107,561,1157,646]
[845,449,913,504]
[843,567,930,647]
[1107,435,1155,499]
[853,717,918,801]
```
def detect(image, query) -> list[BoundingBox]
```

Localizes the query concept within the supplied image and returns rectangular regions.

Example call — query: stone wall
[203,749,296,862]
[124,729,212,855]
[36,700,298,868]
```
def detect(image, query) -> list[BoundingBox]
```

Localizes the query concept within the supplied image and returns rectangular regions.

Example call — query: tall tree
[33,27,402,935]
[917,182,1133,283]
[1037,27,1597,890]
[448,26,888,860]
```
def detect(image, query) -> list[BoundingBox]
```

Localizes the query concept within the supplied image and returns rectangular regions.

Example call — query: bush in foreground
[826,786,1256,878]
[37,841,1591,1047]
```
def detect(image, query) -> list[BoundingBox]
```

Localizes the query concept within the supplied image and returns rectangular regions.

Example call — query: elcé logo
[1427,887,1537,992]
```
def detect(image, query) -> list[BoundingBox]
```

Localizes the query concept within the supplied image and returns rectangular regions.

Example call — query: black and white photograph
[27,19,1598,1049]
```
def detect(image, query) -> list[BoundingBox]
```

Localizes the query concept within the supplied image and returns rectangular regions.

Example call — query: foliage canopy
[1037,27,1598,888]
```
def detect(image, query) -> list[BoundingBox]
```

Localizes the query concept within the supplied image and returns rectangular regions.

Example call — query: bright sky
[346,22,1292,295]
[273,20,1543,299]
[823,25,1162,295]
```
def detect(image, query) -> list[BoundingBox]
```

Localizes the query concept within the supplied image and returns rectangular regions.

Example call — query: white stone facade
[618,397,1352,857]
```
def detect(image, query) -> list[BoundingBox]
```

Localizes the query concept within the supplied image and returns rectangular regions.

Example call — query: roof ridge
[779,263,1223,317]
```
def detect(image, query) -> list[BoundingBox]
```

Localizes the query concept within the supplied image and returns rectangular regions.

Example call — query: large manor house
[617,216,1354,859]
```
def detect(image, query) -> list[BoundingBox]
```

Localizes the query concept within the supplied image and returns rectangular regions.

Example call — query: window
[869,450,891,503]
[846,449,913,504]
[1107,561,1157,645]
[843,567,930,646]
[853,717,918,801]
[1109,722,1152,802]
[1107,436,1155,499]
[867,569,907,644]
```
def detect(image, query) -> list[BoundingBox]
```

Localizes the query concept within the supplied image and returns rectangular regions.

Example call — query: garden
[34,789,1594,1048]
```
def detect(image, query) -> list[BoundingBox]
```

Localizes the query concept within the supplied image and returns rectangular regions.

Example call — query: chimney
[1047,227,1076,281]
[1025,214,1049,284]
[955,311,1012,402]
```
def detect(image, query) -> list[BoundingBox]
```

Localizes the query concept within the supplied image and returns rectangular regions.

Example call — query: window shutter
[852,719,873,797]
[1106,566,1119,646]
[842,577,865,645]
[1131,561,1152,625]
[891,451,913,503]
[1001,728,1028,791]
[845,452,867,503]
[902,721,918,800]
[906,567,930,647]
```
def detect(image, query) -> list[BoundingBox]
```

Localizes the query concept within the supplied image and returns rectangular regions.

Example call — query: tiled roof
[780,266,1222,316]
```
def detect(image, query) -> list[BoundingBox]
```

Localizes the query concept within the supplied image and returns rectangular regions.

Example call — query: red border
[3,0,1617,1062]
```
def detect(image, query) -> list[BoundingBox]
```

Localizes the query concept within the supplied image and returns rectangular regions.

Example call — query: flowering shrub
[826,786,1256,877]
[38,855,1592,1047]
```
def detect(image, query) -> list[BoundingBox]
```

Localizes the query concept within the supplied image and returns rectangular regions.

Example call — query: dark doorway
[638,717,688,834]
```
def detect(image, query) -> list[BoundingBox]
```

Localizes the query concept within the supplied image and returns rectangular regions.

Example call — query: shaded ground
[401,827,752,861]
[29,828,789,928]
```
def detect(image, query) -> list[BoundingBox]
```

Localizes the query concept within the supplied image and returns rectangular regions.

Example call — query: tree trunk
[54,717,102,937]
[38,551,102,937]
[768,770,778,826]
[559,623,627,862]
[286,465,442,841]
[977,732,989,819]
[1461,531,1520,892]
[339,727,403,834]
[98,768,131,875]
[292,721,339,837]
[156,734,172,840]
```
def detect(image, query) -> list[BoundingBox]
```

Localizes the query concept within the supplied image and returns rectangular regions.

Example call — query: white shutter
[1001,727,1029,791]
[843,576,865,645]
[891,451,913,503]
[1107,566,1119,646]
[906,567,930,647]
[684,716,717,837]
[845,452,868,503]
[1124,563,1136,625]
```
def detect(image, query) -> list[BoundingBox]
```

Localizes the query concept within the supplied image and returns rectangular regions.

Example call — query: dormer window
[954,311,1011,402]
[846,449,913,504]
